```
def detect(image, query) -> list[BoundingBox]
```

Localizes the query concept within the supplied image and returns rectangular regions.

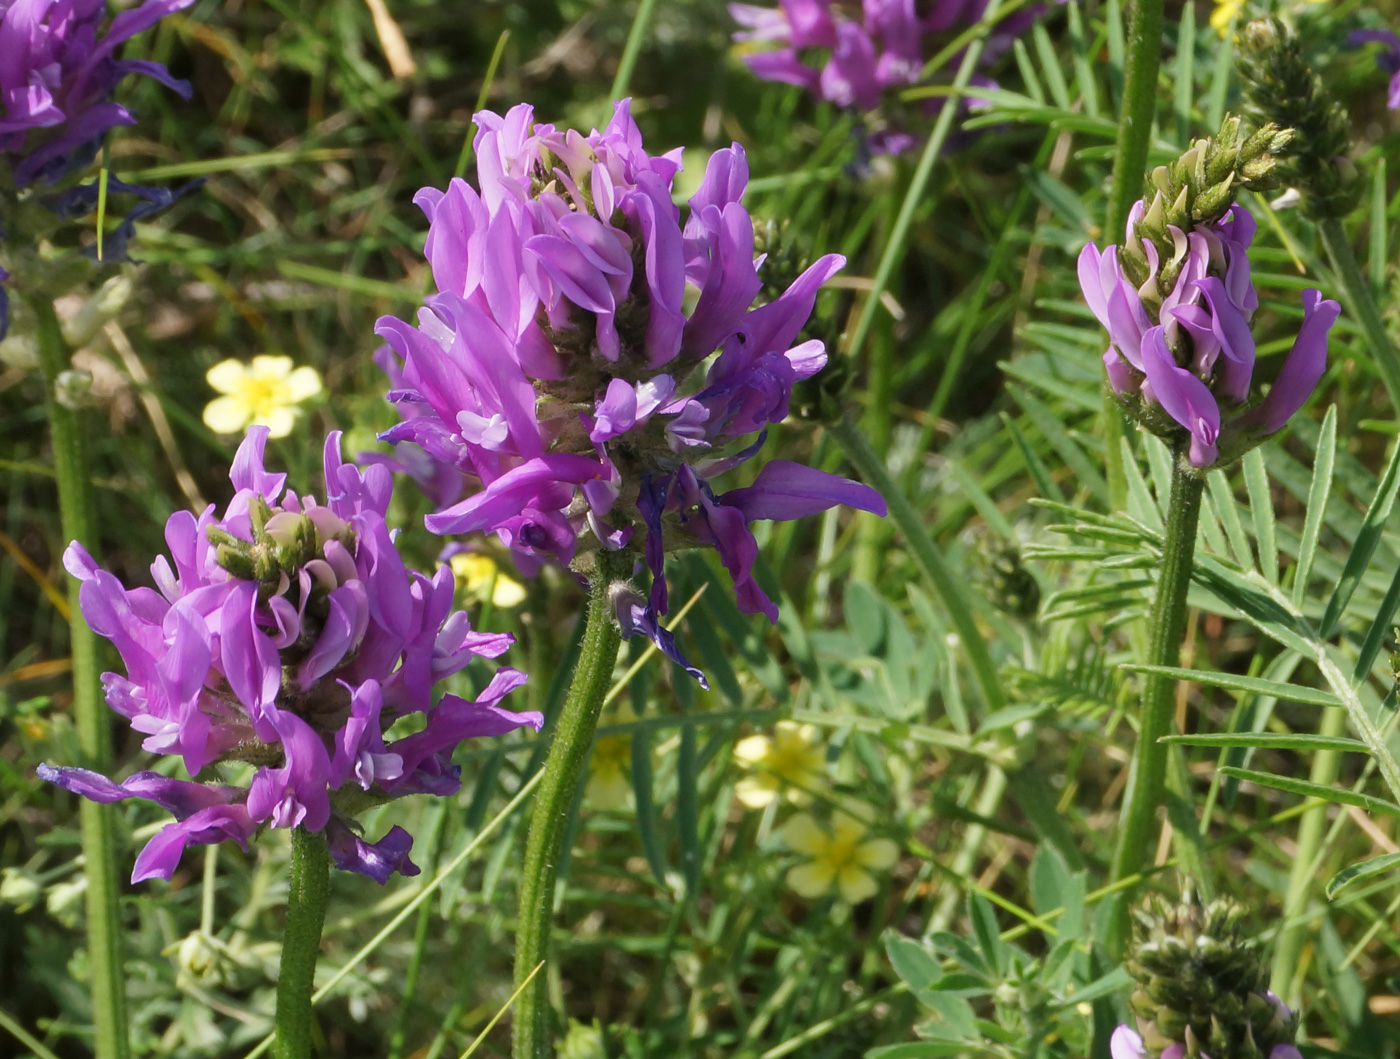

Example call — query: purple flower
[728,0,1060,156]
[376,101,886,682]
[1079,201,1338,467]
[1350,29,1400,110]
[40,426,539,884]
[0,0,195,185]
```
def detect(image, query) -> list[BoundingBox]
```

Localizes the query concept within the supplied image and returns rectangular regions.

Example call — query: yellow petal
[733,734,770,765]
[781,813,829,856]
[283,366,323,402]
[735,777,778,809]
[830,813,870,846]
[205,359,248,395]
[586,766,631,810]
[786,861,836,899]
[491,575,527,608]
[256,406,297,439]
[203,395,251,434]
[249,354,293,379]
[857,838,900,871]
[836,865,878,904]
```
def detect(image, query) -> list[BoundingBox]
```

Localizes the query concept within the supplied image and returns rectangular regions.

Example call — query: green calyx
[1237,17,1360,221]
[1126,898,1298,1059]
[1121,115,1293,296]
[208,497,355,605]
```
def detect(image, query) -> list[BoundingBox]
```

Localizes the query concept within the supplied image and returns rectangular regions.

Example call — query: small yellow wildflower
[203,355,322,439]
[781,811,899,904]
[450,552,527,608]
[733,721,825,808]
[586,705,638,810]
[1210,0,1244,37]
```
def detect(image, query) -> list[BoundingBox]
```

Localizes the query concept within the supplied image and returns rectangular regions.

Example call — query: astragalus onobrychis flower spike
[376,100,886,682]
[0,0,201,335]
[1079,116,1340,469]
[727,0,1059,156]
[39,427,540,884]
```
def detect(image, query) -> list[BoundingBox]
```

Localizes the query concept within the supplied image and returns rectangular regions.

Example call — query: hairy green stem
[828,415,1083,869]
[1317,217,1400,411]
[274,828,330,1059]
[512,549,629,1059]
[1106,453,1204,950]
[1270,706,1345,1005]
[1102,0,1165,512]
[31,292,129,1059]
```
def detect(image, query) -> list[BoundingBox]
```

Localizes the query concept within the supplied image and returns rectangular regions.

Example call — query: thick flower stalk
[376,100,886,682]
[1080,118,1340,470]
[39,426,541,883]
[1111,899,1303,1059]
[728,0,1056,155]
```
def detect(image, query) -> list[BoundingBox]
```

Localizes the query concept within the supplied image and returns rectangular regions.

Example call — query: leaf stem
[30,292,129,1059]
[1317,216,1400,411]
[274,827,331,1059]
[512,548,630,1059]
[1107,451,1204,943]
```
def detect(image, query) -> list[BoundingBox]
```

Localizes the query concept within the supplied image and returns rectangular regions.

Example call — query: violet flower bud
[40,427,539,885]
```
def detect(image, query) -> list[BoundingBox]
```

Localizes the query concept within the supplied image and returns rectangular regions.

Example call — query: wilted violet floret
[728,0,1055,155]
[376,101,885,682]
[1078,201,1339,467]
[0,0,196,185]
[1350,29,1400,110]
[39,426,540,884]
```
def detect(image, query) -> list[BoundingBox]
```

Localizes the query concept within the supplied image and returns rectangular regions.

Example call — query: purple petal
[613,587,708,688]
[1140,325,1221,467]
[132,804,256,883]
[1188,275,1255,401]
[38,764,244,818]
[720,460,887,522]
[424,454,605,537]
[1109,1025,1146,1059]
[245,710,332,832]
[228,426,287,502]
[325,819,420,885]
[1250,289,1339,435]
[385,671,537,788]
[683,202,763,357]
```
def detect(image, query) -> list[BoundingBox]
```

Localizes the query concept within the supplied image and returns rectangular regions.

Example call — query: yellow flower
[203,355,322,439]
[733,721,825,808]
[781,811,899,904]
[449,552,527,608]
[586,705,638,810]
[1210,0,1245,37]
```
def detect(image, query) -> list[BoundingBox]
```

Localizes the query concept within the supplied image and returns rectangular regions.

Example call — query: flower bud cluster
[376,101,885,680]
[1112,898,1301,1059]
[1079,123,1339,469]
[40,427,540,884]
[728,0,1059,156]
[1239,18,1362,221]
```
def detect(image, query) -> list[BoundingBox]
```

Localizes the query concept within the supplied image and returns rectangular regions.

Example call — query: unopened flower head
[734,720,825,807]
[1079,119,1338,468]
[40,426,540,884]
[376,100,886,681]
[203,355,323,439]
[781,809,898,904]
[1114,897,1302,1059]
[728,0,1059,155]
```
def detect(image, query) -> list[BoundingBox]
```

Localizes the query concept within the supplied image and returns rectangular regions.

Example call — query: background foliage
[4,0,1400,1056]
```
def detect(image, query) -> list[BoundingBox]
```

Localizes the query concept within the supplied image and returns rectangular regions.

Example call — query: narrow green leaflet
[1326,852,1400,900]
[1217,767,1400,818]
[1320,438,1400,639]
[1292,406,1337,609]
[1120,665,1342,707]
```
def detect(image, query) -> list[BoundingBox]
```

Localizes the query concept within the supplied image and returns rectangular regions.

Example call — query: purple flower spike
[1080,198,1337,467]
[377,102,885,684]
[40,427,534,884]
[729,0,1060,156]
